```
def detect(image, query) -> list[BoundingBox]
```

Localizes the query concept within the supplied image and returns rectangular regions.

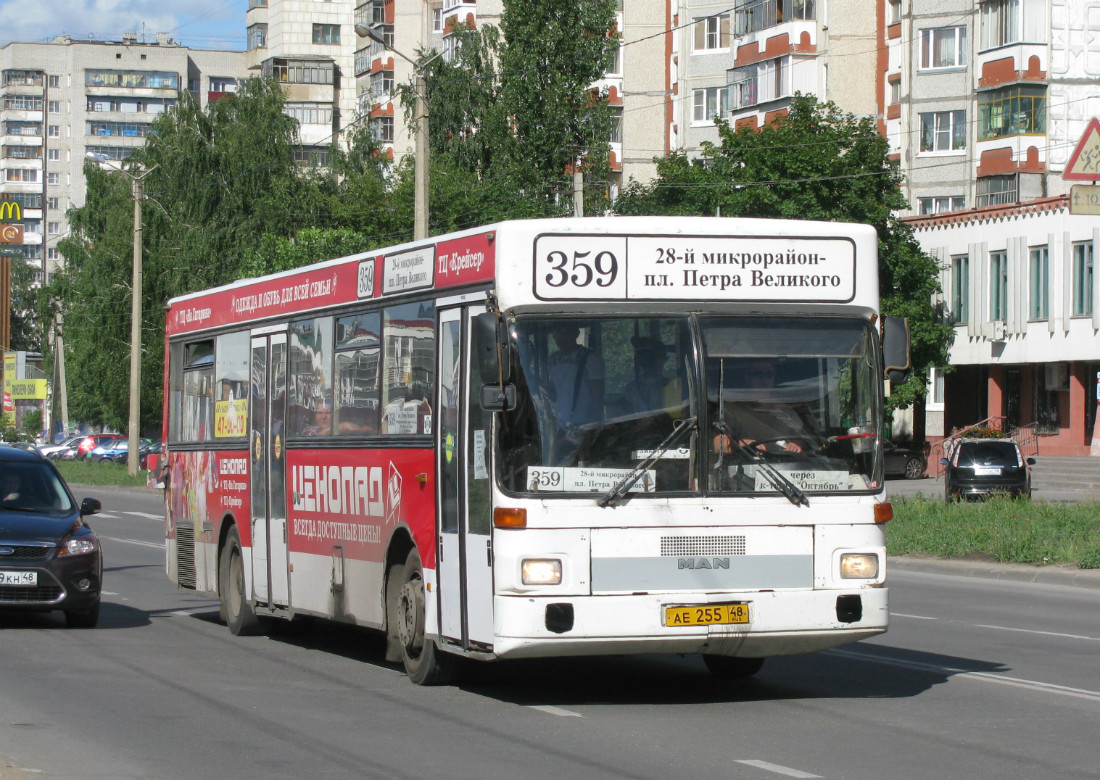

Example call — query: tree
[6,254,42,352]
[411,0,620,228]
[54,77,317,431]
[615,95,952,411]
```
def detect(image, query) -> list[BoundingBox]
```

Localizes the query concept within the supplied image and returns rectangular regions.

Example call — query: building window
[918,195,965,214]
[979,0,1046,50]
[284,103,333,125]
[291,146,330,166]
[919,109,966,152]
[47,148,60,161]
[48,125,60,138]
[371,115,394,143]
[694,14,730,52]
[267,60,335,85]
[609,110,623,144]
[919,26,966,69]
[47,172,60,185]
[47,247,58,261]
[890,79,901,104]
[85,70,178,89]
[735,0,815,36]
[370,70,394,99]
[888,0,902,24]
[313,24,341,44]
[976,174,1017,207]
[48,100,61,114]
[47,197,59,210]
[4,168,39,182]
[1029,245,1048,320]
[433,7,445,32]
[47,221,60,235]
[730,57,789,109]
[1073,242,1094,316]
[3,145,41,159]
[693,86,729,123]
[927,367,945,411]
[4,96,43,111]
[248,23,267,50]
[951,254,969,323]
[989,250,1008,321]
[977,86,1046,140]
[48,75,60,88]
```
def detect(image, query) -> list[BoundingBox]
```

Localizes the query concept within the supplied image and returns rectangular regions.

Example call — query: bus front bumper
[487,587,888,660]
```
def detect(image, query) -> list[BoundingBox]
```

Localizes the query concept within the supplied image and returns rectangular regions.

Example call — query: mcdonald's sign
[0,199,22,221]
[0,198,22,244]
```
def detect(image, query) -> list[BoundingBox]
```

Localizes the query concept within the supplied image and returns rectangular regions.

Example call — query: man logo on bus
[385,462,402,526]
[678,558,731,570]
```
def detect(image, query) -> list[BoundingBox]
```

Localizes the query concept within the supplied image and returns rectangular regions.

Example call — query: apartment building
[895,0,1100,455]
[677,0,881,153]
[0,35,246,281]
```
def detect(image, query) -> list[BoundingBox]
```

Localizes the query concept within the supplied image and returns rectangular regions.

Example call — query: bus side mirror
[474,312,512,385]
[882,316,912,387]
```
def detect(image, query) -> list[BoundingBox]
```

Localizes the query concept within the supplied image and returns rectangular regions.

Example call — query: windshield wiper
[598,416,697,508]
[729,440,809,507]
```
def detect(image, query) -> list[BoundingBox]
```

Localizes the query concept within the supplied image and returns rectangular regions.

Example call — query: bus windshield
[497,315,884,496]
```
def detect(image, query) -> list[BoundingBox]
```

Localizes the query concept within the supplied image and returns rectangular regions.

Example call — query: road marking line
[973,623,1099,641]
[829,648,1100,703]
[97,513,121,519]
[103,536,165,550]
[124,511,162,519]
[736,760,821,778]
[527,705,583,718]
[892,612,938,620]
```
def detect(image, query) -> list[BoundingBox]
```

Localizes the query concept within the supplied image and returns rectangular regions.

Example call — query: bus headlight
[840,553,879,580]
[521,559,562,585]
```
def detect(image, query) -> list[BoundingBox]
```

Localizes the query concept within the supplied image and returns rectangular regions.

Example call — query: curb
[889,554,1100,590]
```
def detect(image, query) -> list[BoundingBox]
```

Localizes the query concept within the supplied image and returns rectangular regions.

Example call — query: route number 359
[541,250,619,289]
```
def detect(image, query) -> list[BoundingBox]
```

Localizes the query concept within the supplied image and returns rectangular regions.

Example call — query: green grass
[54,459,151,489]
[887,496,1100,570]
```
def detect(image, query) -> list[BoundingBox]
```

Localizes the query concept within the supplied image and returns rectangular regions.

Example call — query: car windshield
[0,461,74,513]
[495,314,883,497]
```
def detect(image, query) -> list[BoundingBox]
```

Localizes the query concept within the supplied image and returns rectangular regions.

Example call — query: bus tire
[702,655,765,679]
[220,525,264,636]
[390,548,459,685]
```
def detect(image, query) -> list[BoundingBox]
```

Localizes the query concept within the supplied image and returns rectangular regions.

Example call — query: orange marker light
[493,507,527,529]
[874,502,893,524]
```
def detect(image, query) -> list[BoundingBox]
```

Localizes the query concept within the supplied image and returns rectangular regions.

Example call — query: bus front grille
[660,535,746,557]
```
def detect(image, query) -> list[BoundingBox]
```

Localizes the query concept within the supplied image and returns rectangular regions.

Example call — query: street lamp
[86,154,156,476]
[354,24,441,241]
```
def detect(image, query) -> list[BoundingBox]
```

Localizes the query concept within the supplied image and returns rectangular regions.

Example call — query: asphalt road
[1,485,1097,780]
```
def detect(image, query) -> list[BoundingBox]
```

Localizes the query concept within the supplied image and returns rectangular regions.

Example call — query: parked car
[74,433,124,460]
[942,437,1035,500]
[138,441,162,469]
[0,441,40,455]
[88,438,133,464]
[0,447,103,627]
[38,435,84,460]
[883,440,927,480]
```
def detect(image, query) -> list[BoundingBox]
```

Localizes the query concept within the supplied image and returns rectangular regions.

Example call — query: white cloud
[0,0,244,49]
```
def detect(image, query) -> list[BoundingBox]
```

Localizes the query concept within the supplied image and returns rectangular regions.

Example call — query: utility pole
[127,173,144,475]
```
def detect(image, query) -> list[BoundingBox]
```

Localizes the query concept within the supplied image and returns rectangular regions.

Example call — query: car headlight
[840,553,879,579]
[60,537,99,557]
[521,558,562,585]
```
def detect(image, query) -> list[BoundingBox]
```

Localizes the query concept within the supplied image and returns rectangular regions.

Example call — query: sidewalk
[890,554,1100,590]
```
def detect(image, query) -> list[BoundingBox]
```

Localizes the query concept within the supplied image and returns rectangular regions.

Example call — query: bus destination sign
[533,234,857,303]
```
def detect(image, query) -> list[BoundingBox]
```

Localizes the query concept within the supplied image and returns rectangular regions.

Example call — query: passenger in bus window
[303,398,333,436]
[547,324,604,428]
[713,358,815,455]
[625,336,682,416]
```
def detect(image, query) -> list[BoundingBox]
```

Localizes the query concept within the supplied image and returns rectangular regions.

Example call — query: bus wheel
[220,526,264,636]
[391,548,458,685]
[702,655,764,679]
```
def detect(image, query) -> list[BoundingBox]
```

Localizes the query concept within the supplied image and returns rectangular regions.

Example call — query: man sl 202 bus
[163,216,910,684]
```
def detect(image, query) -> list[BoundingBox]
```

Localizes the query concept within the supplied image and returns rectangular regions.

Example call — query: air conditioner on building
[991,321,1006,341]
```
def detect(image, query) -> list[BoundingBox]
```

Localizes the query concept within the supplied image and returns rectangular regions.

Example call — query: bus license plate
[0,571,36,586]
[665,603,750,627]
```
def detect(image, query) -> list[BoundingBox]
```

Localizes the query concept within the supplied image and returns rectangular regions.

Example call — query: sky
[0,0,250,50]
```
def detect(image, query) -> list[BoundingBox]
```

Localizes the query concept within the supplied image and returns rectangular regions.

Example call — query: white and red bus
[163,216,908,684]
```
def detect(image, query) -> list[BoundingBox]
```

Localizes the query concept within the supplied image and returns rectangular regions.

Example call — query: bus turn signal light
[493,507,527,529]
[874,502,893,523]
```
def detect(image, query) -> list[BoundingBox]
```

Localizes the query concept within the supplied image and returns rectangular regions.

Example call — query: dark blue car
[0,447,103,626]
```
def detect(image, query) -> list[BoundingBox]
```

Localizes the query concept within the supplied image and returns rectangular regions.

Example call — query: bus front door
[437,307,494,649]
[249,332,289,609]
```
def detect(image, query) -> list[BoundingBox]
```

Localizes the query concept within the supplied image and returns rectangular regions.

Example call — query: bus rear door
[249,330,289,608]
